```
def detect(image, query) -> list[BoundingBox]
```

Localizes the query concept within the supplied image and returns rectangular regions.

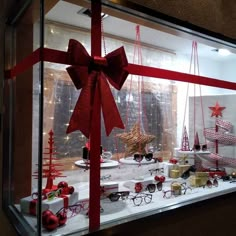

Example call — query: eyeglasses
[181,182,192,193]
[31,188,62,201]
[31,192,46,200]
[193,144,207,151]
[149,168,164,176]
[130,193,152,206]
[107,191,130,202]
[100,174,111,181]
[163,183,192,199]
[133,153,153,162]
[56,203,84,218]
[203,179,218,188]
[146,182,163,193]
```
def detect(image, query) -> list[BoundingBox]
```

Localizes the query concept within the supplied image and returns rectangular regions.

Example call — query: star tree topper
[209,101,225,117]
[117,123,155,157]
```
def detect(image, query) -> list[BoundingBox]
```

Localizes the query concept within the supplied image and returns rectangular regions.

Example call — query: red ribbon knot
[66,39,129,138]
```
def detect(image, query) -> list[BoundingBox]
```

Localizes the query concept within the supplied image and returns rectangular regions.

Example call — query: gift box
[179,164,191,175]
[194,172,209,186]
[20,192,79,215]
[171,182,182,195]
[189,176,205,187]
[170,169,180,178]
[123,179,153,192]
[195,172,209,177]
[100,182,119,199]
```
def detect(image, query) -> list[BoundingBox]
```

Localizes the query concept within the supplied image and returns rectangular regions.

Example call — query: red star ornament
[209,101,225,117]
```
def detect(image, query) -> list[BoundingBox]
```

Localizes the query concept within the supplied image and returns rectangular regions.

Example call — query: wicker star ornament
[117,123,155,157]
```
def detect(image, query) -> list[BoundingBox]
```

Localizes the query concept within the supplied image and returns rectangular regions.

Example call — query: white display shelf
[119,157,155,165]
[177,150,210,155]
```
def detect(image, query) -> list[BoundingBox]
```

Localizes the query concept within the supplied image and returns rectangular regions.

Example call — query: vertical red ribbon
[29,199,37,216]
[89,0,102,232]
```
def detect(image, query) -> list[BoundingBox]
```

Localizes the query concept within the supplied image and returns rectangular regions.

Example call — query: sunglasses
[193,144,207,151]
[203,179,218,188]
[46,188,62,201]
[107,191,130,202]
[130,193,152,206]
[149,168,164,176]
[31,188,62,201]
[146,182,163,193]
[133,153,153,162]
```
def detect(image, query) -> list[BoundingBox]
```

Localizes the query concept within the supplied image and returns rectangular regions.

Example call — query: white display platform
[178,150,210,155]
[75,160,119,169]
[119,157,155,165]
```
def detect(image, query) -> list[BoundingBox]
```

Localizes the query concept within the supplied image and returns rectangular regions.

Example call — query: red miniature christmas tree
[181,126,190,151]
[33,130,66,190]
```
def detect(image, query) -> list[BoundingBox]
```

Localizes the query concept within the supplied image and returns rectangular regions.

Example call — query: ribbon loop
[66,39,129,138]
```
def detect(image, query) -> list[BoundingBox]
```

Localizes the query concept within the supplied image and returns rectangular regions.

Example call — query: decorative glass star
[117,123,155,157]
[209,101,225,117]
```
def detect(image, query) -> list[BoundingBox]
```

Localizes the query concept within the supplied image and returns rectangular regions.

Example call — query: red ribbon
[60,195,69,209]
[29,199,37,216]
[66,39,129,138]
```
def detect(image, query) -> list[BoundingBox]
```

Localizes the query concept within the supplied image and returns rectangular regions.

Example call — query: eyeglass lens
[108,193,120,201]
[134,154,143,162]
[133,196,143,206]
[144,194,152,204]
[145,153,153,161]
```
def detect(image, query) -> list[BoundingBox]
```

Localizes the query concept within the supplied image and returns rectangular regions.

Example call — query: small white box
[100,182,119,199]
[162,162,175,177]
[123,178,153,192]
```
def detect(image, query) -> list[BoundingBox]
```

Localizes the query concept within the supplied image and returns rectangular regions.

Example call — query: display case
[3,0,236,235]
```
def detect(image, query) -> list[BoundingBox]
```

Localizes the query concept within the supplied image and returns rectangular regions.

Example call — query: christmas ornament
[209,101,225,117]
[135,182,143,193]
[57,181,68,189]
[56,211,67,226]
[117,123,155,156]
[42,210,59,231]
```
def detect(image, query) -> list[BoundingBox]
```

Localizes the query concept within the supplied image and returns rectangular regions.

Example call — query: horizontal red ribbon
[5,48,236,91]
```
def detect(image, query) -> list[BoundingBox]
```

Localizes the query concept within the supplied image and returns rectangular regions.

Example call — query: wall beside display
[2,1,236,236]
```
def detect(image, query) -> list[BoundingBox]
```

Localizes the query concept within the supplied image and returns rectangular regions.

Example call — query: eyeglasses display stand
[119,157,155,165]
[74,160,119,169]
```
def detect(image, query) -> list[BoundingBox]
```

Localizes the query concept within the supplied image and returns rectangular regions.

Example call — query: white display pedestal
[119,157,155,165]
[75,160,119,169]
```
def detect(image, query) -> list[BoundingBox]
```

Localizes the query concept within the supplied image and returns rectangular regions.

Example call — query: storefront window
[3,1,236,235]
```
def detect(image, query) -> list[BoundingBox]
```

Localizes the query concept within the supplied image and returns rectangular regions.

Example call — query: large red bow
[66,39,129,138]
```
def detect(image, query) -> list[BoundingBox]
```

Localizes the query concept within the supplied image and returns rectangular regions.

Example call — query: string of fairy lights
[42,24,177,158]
